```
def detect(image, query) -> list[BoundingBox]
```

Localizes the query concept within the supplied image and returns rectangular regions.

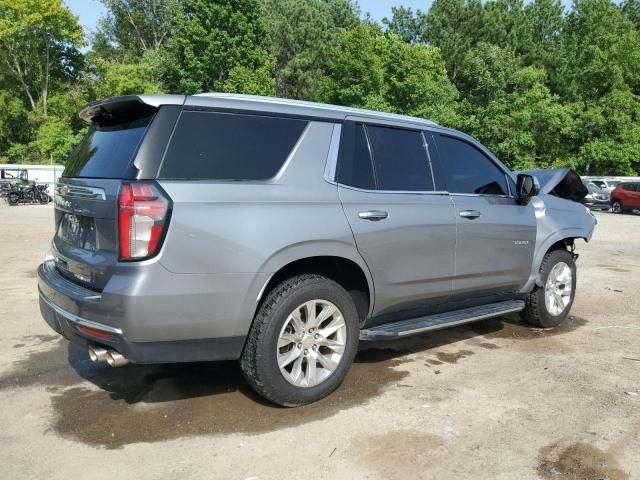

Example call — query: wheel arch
[253,244,375,324]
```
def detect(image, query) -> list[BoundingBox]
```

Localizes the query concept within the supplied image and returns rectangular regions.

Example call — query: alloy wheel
[544,262,573,316]
[277,299,347,388]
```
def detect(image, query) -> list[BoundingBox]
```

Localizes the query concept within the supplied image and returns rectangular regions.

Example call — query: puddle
[477,342,499,349]
[1,340,410,448]
[471,315,587,340]
[435,350,474,364]
[0,313,581,449]
[538,442,629,480]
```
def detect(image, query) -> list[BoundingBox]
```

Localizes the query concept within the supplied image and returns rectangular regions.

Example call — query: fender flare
[521,228,589,293]
[237,240,376,326]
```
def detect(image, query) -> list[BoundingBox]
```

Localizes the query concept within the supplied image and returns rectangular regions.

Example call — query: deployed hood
[517,168,588,202]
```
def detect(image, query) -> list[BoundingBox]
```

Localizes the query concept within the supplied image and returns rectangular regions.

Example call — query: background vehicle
[37,94,596,406]
[610,182,640,214]
[582,182,610,211]
[588,179,623,192]
[7,182,50,205]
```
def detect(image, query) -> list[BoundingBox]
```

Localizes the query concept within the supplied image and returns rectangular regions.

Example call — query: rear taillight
[118,182,170,261]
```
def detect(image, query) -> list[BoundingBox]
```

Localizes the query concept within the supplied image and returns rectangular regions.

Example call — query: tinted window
[160,112,307,180]
[336,123,375,190]
[63,115,153,178]
[623,183,639,192]
[366,126,433,191]
[434,135,508,195]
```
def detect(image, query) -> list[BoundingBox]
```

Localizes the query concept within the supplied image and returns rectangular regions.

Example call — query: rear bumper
[37,261,249,363]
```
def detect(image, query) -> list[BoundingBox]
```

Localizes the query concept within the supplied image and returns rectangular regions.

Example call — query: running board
[359,300,525,340]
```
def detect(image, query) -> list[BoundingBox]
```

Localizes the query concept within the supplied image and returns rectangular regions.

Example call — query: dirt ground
[0,203,638,480]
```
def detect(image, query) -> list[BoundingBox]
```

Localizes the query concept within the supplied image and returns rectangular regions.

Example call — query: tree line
[0,0,639,175]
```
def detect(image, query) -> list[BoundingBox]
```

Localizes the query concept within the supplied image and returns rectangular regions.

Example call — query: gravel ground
[0,202,638,480]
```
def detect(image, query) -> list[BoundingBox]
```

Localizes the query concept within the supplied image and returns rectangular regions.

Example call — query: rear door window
[63,115,153,178]
[366,126,433,191]
[159,111,308,180]
[433,134,508,196]
[336,123,376,190]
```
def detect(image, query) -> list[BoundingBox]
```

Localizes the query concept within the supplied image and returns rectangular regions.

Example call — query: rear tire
[7,193,19,206]
[521,249,576,328]
[240,274,359,406]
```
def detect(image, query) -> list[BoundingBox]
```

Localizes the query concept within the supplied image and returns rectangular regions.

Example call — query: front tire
[611,200,623,214]
[521,249,577,328]
[240,274,359,406]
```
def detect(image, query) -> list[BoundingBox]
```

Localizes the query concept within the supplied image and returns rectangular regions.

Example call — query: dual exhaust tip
[88,346,129,367]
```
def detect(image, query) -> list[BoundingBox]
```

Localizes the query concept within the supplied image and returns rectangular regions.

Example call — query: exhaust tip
[88,346,108,363]
[106,350,129,368]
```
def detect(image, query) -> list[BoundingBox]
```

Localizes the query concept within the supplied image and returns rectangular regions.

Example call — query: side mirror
[516,174,540,200]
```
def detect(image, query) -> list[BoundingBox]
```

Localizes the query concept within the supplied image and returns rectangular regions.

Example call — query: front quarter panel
[521,194,597,293]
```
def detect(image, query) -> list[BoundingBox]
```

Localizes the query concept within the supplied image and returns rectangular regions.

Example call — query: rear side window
[366,126,433,191]
[433,135,508,196]
[159,111,307,180]
[337,123,434,192]
[63,115,153,178]
[336,123,375,190]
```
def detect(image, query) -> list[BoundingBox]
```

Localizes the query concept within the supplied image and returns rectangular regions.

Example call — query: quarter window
[433,135,508,195]
[159,111,307,180]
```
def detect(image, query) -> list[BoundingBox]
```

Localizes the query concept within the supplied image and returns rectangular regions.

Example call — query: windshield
[63,115,153,178]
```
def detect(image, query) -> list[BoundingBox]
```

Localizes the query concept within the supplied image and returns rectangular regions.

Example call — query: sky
[64,0,434,34]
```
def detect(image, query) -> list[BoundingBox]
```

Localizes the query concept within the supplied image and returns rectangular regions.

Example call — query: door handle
[459,210,481,219]
[358,210,389,221]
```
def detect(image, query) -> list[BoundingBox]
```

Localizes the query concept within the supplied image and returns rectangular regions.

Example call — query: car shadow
[66,316,511,406]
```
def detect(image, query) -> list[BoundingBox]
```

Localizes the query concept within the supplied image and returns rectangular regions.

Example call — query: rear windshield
[63,115,153,178]
[158,111,308,180]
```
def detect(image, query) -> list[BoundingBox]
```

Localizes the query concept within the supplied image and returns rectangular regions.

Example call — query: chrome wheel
[545,262,573,316]
[277,299,347,388]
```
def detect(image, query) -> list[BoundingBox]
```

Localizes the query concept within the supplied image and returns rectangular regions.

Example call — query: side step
[359,300,525,340]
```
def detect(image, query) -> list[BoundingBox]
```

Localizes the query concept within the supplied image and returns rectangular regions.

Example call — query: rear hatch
[52,97,178,291]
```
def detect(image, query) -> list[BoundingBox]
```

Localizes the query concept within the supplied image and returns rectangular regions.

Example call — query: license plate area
[57,213,97,251]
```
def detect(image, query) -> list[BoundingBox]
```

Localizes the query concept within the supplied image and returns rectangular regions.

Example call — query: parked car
[582,182,610,211]
[610,182,640,214]
[588,179,623,192]
[37,94,596,406]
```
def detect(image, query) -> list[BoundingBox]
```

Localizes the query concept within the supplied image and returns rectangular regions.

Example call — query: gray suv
[38,94,596,406]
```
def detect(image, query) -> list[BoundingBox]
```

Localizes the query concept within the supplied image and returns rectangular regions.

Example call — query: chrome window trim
[449,192,515,199]
[323,123,342,182]
[334,183,450,196]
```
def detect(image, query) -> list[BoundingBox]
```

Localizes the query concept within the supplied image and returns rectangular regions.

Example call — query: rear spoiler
[517,168,588,202]
[79,95,186,125]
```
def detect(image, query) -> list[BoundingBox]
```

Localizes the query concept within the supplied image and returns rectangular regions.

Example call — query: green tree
[621,0,640,29]
[323,25,459,124]
[262,0,359,99]
[94,0,181,61]
[0,0,84,115]
[554,0,640,101]
[382,6,426,44]
[163,0,269,93]
[424,0,485,81]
